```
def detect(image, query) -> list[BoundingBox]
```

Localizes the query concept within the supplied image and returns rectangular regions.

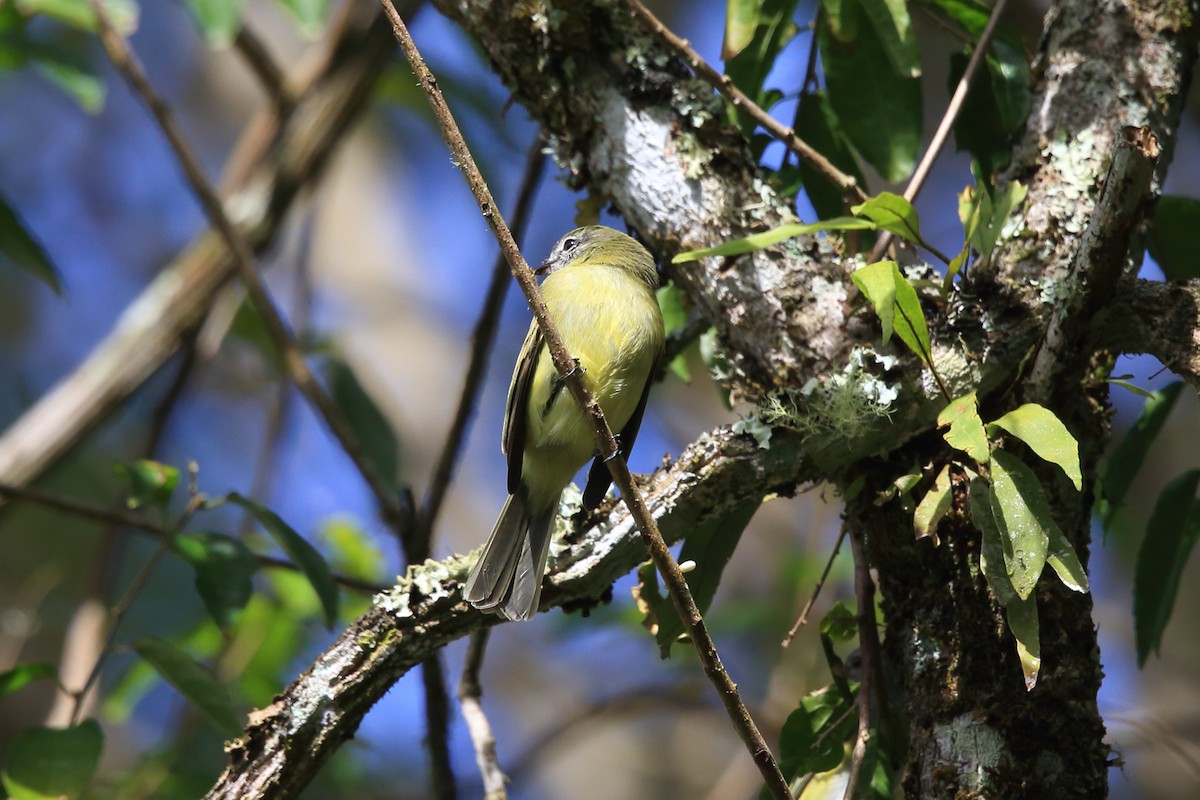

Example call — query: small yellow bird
[464,226,664,620]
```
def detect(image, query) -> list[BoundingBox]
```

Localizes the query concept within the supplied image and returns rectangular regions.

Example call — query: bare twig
[782,524,847,648]
[86,0,411,536]
[618,0,866,205]
[870,0,1011,262]
[458,630,507,799]
[379,5,790,797]
[233,24,294,115]
[842,524,881,800]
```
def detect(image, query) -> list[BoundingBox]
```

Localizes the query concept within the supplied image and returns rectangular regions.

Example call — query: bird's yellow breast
[519,263,663,505]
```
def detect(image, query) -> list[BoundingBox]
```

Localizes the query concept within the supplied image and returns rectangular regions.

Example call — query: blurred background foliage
[0,0,1198,798]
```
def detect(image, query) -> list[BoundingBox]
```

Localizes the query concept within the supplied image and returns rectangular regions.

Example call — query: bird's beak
[534,259,553,277]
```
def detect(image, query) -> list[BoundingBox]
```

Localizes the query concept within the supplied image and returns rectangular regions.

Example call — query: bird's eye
[561,237,579,252]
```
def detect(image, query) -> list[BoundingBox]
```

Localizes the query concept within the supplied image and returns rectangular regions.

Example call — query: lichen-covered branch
[1098,277,1200,388]
[202,424,805,800]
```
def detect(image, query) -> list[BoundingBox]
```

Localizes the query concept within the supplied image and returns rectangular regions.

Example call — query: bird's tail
[463,489,556,621]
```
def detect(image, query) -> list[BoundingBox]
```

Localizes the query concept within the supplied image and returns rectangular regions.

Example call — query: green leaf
[947,50,1012,175]
[1147,196,1200,281]
[228,493,339,627]
[174,532,259,628]
[988,450,1052,601]
[778,687,856,778]
[852,191,923,246]
[672,217,873,262]
[649,501,760,656]
[1,720,103,800]
[1100,382,1183,525]
[134,638,241,735]
[794,90,867,221]
[271,0,329,37]
[112,459,180,511]
[657,283,691,382]
[1134,469,1200,666]
[819,600,858,642]
[858,0,920,79]
[15,0,138,33]
[914,463,953,539]
[724,0,799,124]
[851,260,933,364]
[1106,378,1155,399]
[183,0,248,46]
[722,0,761,60]
[819,0,921,182]
[1005,591,1041,690]
[0,663,56,700]
[30,54,105,113]
[958,181,1027,268]
[326,356,402,487]
[938,391,990,463]
[988,404,1082,491]
[969,476,1018,607]
[0,193,61,293]
[1045,525,1088,593]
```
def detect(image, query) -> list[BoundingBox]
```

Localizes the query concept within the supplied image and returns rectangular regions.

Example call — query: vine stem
[377,3,792,797]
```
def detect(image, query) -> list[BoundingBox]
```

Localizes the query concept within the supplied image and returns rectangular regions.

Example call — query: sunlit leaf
[969,476,1018,607]
[1100,382,1183,525]
[112,459,180,511]
[30,54,104,112]
[1134,469,1200,666]
[958,181,1026,268]
[183,0,248,46]
[938,391,990,463]
[820,600,858,642]
[988,403,1082,491]
[15,0,138,34]
[852,191,923,246]
[1,720,102,800]
[859,0,920,78]
[0,193,60,293]
[1006,592,1041,690]
[1045,525,1088,593]
[228,493,339,628]
[778,687,856,778]
[914,463,953,539]
[851,260,932,364]
[988,450,1051,601]
[134,638,241,735]
[657,283,691,381]
[673,217,872,263]
[724,0,798,126]
[722,0,761,60]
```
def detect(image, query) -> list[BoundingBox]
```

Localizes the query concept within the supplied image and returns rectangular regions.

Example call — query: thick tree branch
[203,424,807,800]
[1096,278,1200,388]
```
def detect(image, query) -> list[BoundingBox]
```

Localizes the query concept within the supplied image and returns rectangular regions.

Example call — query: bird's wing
[503,321,543,495]
[581,370,654,510]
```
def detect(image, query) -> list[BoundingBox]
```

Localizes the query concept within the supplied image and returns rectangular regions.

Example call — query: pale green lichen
[759,349,899,439]
[374,555,471,618]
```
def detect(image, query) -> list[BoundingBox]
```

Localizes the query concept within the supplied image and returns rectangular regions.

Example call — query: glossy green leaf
[988,450,1051,601]
[326,355,402,486]
[1147,196,1200,281]
[859,0,920,78]
[1134,469,1200,666]
[1045,525,1088,593]
[724,0,798,126]
[271,0,329,37]
[914,463,953,539]
[0,193,60,293]
[1100,382,1183,525]
[970,476,1018,607]
[778,687,856,778]
[820,600,858,642]
[0,663,56,700]
[112,459,180,511]
[852,191,923,246]
[1106,378,1155,399]
[794,90,867,221]
[938,391,990,463]
[15,0,137,33]
[988,404,1082,491]
[183,0,247,46]
[958,180,1027,268]
[134,638,241,735]
[1005,591,1041,690]
[228,493,339,628]
[1,720,102,800]
[649,500,759,656]
[851,260,932,364]
[722,0,761,59]
[672,217,872,262]
[174,532,259,628]
[819,0,921,182]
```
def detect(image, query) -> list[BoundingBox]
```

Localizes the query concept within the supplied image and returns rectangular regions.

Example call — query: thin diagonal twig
[782,523,847,648]
[842,523,882,800]
[870,0,1011,263]
[85,0,410,534]
[619,0,866,206]
[378,4,791,797]
[458,630,508,799]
